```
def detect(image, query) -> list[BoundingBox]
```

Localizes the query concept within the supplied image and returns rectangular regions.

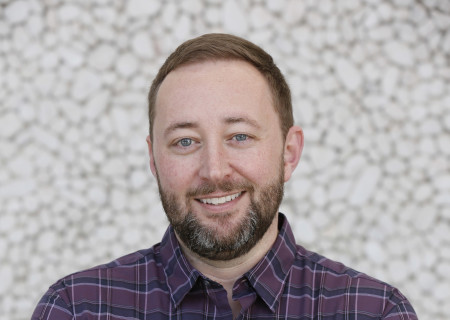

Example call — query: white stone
[0,179,36,198]
[384,41,414,66]
[111,188,127,211]
[420,118,441,135]
[335,58,361,91]
[0,213,15,232]
[88,44,117,71]
[290,179,311,200]
[223,0,248,34]
[33,127,60,151]
[40,52,59,69]
[161,2,178,29]
[428,79,445,97]
[4,0,30,24]
[71,69,102,101]
[88,185,107,206]
[12,26,31,52]
[101,157,128,177]
[329,179,352,200]
[37,231,57,252]
[173,13,191,41]
[349,166,381,206]
[126,0,161,17]
[249,6,272,29]
[131,31,154,58]
[437,135,450,155]
[205,6,221,26]
[180,0,203,15]
[382,67,399,96]
[444,114,450,131]
[293,218,317,244]
[324,127,348,149]
[283,0,305,25]
[59,46,84,68]
[122,228,141,246]
[309,145,337,171]
[344,154,368,177]
[311,186,327,207]
[130,170,147,189]
[317,0,334,16]
[0,265,13,294]
[419,137,436,155]
[0,113,21,138]
[365,241,386,264]
[111,106,131,137]
[266,0,285,12]
[90,148,106,164]
[413,184,432,202]
[8,158,32,177]
[409,106,427,122]
[413,205,437,232]
[388,259,410,283]
[93,7,117,24]
[418,63,434,79]
[435,174,450,190]
[58,4,81,22]
[97,224,119,241]
[434,282,450,302]
[395,140,417,159]
[85,91,110,120]
[436,191,450,205]
[384,158,405,174]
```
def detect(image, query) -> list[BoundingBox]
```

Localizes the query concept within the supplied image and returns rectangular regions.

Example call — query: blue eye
[178,138,192,147]
[234,134,248,142]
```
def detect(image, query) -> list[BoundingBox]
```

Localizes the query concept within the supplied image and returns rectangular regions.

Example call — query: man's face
[148,60,294,260]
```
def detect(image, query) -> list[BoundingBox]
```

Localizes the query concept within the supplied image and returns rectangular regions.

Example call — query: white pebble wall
[1,0,449,319]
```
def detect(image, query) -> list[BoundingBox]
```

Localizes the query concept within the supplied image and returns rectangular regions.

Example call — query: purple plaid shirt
[32,214,417,319]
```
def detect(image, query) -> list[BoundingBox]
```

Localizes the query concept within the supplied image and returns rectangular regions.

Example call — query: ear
[283,126,304,182]
[146,135,157,177]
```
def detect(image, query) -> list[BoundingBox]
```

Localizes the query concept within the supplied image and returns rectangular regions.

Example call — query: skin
[147,59,303,318]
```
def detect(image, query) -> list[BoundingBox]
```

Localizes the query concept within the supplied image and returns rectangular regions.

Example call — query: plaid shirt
[32,214,417,319]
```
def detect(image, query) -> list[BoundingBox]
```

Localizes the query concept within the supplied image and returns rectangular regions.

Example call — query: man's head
[148,33,293,140]
[147,34,303,261]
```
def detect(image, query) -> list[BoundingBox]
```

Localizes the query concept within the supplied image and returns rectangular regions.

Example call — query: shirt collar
[243,213,297,312]
[159,213,297,310]
[159,226,201,308]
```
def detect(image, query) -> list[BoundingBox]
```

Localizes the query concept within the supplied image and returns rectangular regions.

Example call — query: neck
[177,214,279,285]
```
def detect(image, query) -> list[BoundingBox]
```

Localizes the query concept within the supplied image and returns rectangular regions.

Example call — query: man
[32,33,417,319]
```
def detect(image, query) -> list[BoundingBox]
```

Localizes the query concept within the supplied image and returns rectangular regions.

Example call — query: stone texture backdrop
[1,0,449,319]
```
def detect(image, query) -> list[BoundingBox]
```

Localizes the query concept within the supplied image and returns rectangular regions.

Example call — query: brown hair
[148,33,293,139]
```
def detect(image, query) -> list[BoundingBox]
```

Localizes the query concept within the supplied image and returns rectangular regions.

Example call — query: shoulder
[289,245,417,319]
[32,244,167,319]
[56,243,165,291]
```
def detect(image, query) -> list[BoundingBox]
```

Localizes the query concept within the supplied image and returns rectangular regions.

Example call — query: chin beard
[157,174,284,261]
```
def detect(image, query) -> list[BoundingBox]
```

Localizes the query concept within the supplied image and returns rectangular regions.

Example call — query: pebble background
[1,0,449,319]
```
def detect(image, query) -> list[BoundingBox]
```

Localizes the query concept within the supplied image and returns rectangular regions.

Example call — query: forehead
[154,60,277,128]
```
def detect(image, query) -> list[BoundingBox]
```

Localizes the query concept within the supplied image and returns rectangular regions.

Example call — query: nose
[198,142,232,182]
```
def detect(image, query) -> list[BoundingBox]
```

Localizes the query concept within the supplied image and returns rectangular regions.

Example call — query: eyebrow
[164,116,261,136]
[164,121,199,136]
[224,116,261,129]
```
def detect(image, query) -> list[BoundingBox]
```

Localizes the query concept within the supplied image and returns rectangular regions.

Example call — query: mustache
[186,180,255,198]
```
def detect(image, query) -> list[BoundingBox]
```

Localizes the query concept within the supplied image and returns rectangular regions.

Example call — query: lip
[194,191,245,212]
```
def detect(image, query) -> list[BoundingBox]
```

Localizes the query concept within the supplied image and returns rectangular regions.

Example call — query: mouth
[196,192,242,205]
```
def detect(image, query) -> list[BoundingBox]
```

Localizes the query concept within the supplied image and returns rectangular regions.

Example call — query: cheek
[155,155,196,190]
[233,149,281,183]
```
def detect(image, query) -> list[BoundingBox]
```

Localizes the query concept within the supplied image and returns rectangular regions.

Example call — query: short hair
[148,33,293,139]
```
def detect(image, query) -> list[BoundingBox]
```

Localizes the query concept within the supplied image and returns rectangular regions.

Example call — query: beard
[155,160,285,261]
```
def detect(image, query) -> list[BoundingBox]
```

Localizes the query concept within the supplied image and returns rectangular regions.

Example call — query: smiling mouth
[197,192,242,205]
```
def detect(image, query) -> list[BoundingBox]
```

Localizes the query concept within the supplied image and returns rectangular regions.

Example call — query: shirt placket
[202,278,233,320]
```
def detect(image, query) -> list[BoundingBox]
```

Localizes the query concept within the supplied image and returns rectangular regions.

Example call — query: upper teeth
[199,192,241,205]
